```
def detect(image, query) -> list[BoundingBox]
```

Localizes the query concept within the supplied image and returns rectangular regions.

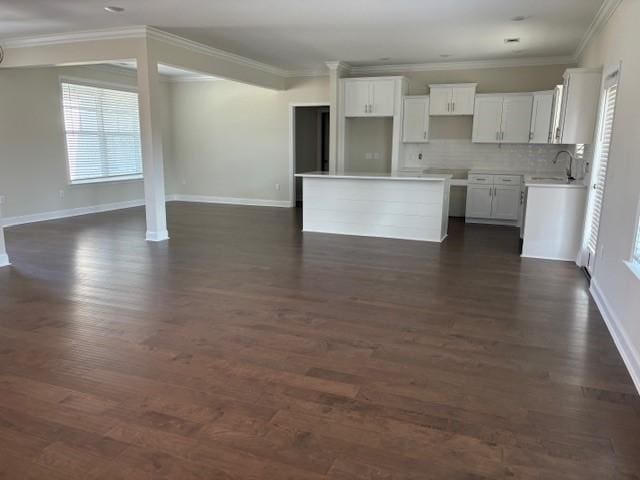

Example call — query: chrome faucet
[553,150,576,181]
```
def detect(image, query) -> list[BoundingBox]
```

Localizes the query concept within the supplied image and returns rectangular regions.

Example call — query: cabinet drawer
[494,175,522,185]
[468,174,494,184]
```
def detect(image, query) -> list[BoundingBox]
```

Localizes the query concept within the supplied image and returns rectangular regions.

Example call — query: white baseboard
[0,195,292,228]
[0,254,10,267]
[520,253,577,262]
[168,194,290,208]
[590,278,640,395]
[1,199,145,227]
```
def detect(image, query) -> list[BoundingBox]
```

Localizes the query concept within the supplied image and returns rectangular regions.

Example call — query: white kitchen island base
[296,172,451,242]
[521,179,588,262]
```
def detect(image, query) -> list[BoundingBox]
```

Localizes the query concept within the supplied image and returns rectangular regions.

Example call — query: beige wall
[398,64,571,95]
[578,0,640,382]
[0,65,171,220]
[169,76,329,203]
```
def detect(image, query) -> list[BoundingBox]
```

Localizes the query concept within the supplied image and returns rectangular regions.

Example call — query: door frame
[288,102,331,208]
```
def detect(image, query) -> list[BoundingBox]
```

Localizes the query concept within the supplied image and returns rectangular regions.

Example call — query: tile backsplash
[400,140,582,176]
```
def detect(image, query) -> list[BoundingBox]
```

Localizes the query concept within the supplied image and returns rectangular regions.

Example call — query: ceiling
[1,0,606,71]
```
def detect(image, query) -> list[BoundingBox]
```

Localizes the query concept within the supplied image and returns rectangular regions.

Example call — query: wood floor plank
[0,203,639,479]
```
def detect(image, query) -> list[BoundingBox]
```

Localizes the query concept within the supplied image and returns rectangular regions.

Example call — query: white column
[137,43,169,242]
[326,61,349,174]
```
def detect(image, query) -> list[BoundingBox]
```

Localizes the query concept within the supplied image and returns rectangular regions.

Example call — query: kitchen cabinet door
[344,80,371,117]
[501,95,533,143]
[466,185,493,218]
[370,79,396,116]
[451,85,476,115]
[402,96,429,142]
[530,92,554,144]
[492,186,521,220]
[472,96,503,143]
[429,87,452,116]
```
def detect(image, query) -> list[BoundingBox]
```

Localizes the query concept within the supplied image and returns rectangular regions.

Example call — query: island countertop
[295,171,452,181]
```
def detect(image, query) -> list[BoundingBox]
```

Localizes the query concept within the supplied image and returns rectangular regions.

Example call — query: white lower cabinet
[466,174,523,224]
[466,185,493,218]
[491,186,521,220]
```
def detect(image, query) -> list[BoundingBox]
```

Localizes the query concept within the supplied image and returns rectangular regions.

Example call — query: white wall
[0,64,172,222]
[579,0,640,389]
[169,76,328,203]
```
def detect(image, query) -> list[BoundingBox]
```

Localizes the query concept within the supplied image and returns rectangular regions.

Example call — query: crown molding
[165,75,223,83]
[348,55,575,75]
[573,0,623,61]
[1,26,147,48]
[144,26,289,77]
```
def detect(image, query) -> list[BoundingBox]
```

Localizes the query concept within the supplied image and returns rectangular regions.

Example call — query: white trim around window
[59,76,143,185]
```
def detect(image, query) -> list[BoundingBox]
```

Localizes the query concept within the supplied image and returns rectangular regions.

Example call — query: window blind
[61,81,142,183]
[585,78,618,268]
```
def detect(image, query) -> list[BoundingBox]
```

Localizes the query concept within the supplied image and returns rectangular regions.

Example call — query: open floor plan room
[1,0,640,478]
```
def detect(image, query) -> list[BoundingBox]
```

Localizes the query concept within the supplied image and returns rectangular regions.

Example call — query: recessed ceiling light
[504,37,520,44]
[378,57,390,61]
[439,54,453,58]
[511,15,527,22]
[104,6,125,13]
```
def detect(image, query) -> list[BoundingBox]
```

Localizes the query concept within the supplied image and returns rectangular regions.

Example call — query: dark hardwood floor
[1,202,639,479]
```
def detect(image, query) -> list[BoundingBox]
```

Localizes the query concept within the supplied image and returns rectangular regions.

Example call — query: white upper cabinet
[343,78,397,117]
[450,85,476,115]
[529,91,554,144]
[555,68,602,144]
[472,94,532,143]
[501,95,533,143]
[472,95,503,143]
[428,84,477,115]
[402,96,430,143]
[344,80,371,117]
[370,79,396,116]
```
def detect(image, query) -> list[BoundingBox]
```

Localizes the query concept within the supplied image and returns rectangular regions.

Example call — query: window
[61,80,143,184]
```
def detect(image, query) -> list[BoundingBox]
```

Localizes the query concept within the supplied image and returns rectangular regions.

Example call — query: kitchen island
[295,172,452,242]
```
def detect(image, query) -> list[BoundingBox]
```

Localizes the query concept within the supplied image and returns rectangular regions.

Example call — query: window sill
[70,174,143,186]
[624,260,640,281]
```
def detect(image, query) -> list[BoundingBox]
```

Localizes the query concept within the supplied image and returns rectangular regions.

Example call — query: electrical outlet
[181,179,187,186]
[59,190,65,199]
[275,183,280,191]
[0,195,5,205]
[418,153,423,160]
[365,153,373,160]
[373,152,380,160]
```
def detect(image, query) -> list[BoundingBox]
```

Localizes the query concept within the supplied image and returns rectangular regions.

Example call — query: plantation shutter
[585,72,618,271]
[61,81,142,183]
